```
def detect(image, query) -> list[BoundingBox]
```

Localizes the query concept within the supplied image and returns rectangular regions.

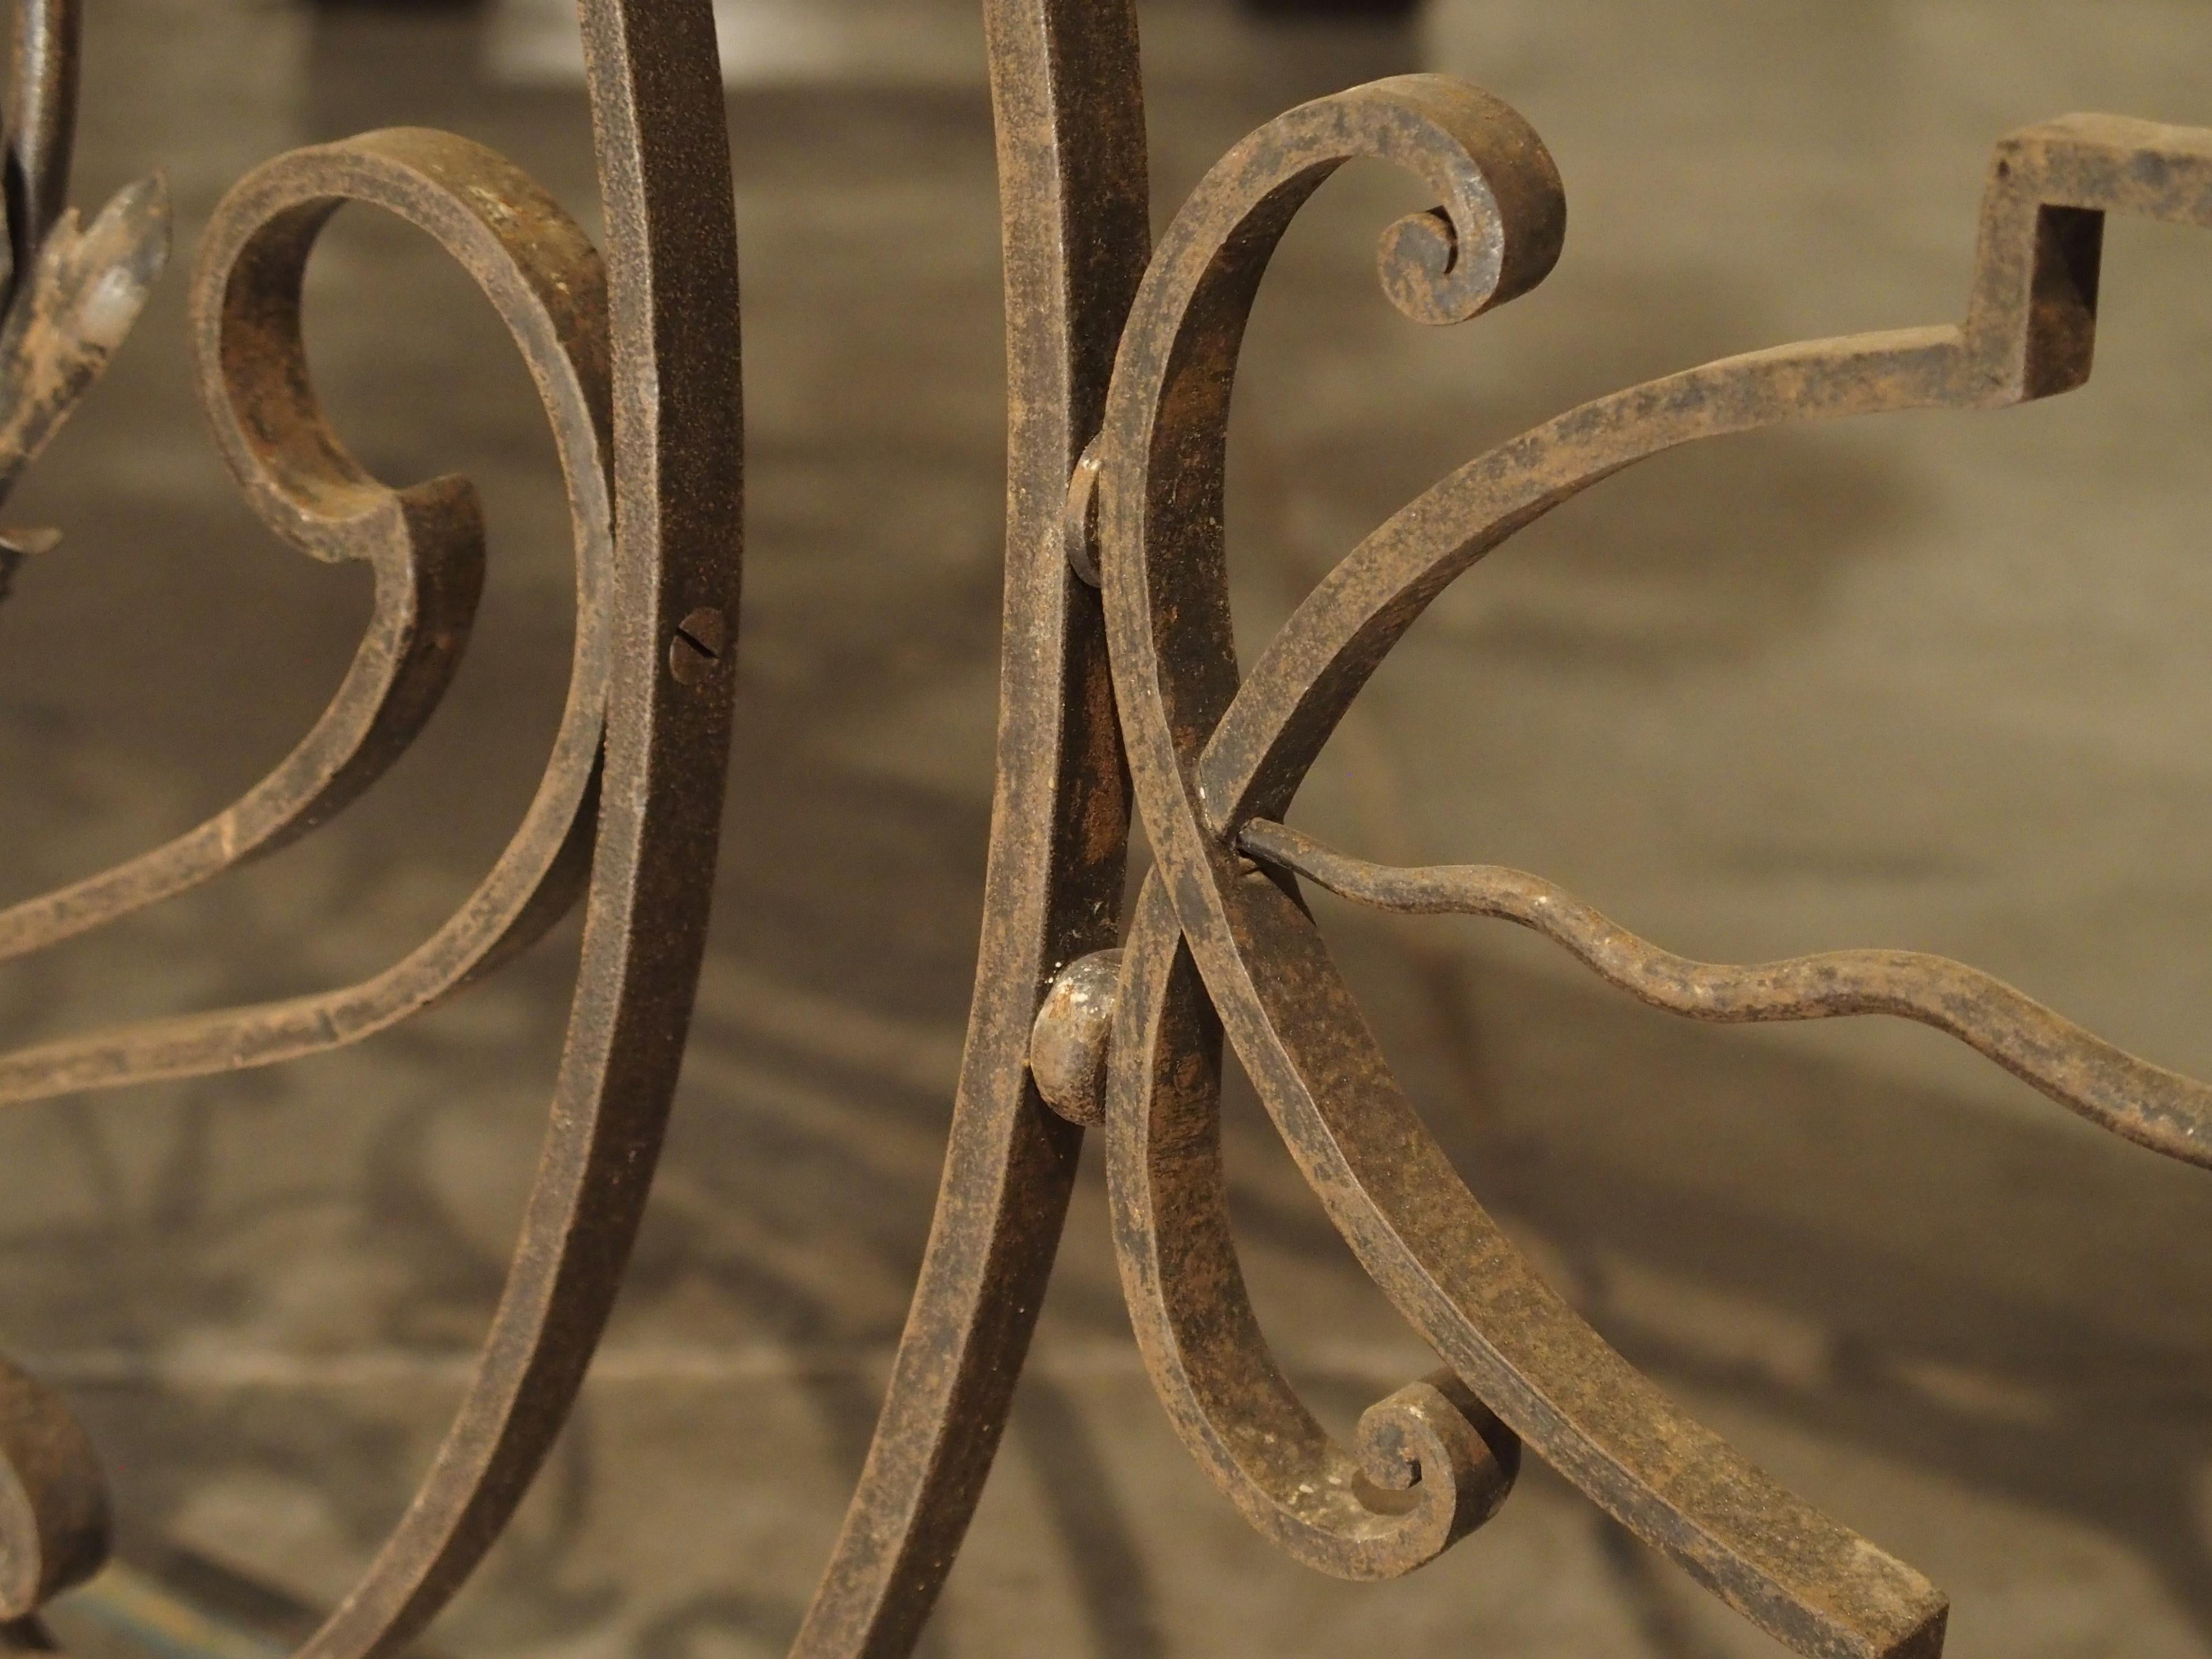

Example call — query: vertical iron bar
[4,0,76,299]
[789,2,1150,1655]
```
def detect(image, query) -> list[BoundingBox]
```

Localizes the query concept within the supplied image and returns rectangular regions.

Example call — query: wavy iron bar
[0,3,2200,1658]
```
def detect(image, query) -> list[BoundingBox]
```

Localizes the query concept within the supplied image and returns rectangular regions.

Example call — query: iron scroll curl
[0,127,614,1103]
[1060,69,2212,1659]
[0,2,744,1656]
[1,5,2209,1659]
[778,15,2212,1658]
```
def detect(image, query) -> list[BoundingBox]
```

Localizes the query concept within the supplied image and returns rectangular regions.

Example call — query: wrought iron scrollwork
[0,2,742,1656]
[1061,67,2212,1659]
[2,1,2206,1657]
[0,127,613,1099]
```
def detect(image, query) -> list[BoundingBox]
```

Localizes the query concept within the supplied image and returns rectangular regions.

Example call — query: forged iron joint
[1029,948,1122,1125]
[1061,436,1104,588]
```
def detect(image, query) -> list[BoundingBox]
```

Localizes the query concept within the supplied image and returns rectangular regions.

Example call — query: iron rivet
[1062,438,1104,588]
[1029,949,1122,1126]
[670,606,726,686]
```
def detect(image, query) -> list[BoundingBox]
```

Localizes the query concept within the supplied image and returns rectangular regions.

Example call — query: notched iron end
[1029,949,1123,1126]
[0,1356,111,1620]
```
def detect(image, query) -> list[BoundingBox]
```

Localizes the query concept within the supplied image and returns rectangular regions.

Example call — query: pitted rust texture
[1082,88,2212,1659]
[0,2,2203,1658]
[0,127,617,1104]
[0,0,744,1651]
[1028,948,1121,1124]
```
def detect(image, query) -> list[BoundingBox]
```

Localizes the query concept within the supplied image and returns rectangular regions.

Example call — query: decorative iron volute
[0,2,2203,1657]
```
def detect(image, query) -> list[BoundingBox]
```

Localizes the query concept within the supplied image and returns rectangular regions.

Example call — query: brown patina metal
[0,2,2202,1657]
[0,1,741,1653]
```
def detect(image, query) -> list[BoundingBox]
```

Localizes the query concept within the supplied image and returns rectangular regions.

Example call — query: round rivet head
[1029,949,1123,1126]
[1061,439,1104,588]
[669,607,726,686]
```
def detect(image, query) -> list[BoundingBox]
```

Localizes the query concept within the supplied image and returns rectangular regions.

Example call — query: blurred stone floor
[0,0,2207,1655]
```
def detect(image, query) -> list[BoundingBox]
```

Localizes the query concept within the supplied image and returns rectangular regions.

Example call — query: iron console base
[0,4,2202,1658]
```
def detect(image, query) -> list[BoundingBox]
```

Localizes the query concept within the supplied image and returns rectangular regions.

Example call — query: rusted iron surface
[786,4,1144,1656]
[1079,84,2212,1659]
[0,1,743,1656]
[1239,817,2212,1168]
[0,127,612,1099]
[1027,945,1120,1125]
[0,3,2204,1659]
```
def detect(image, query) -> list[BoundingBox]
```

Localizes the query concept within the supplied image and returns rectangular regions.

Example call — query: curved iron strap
[0,128,610,1098]
[1108,871,1521,1580]
[1240,818,2212,1170]
[790,3,1147,1656]
[289,6,745,1654]
[1090,85,2212,1659]
[0,5,2205,1656]
[0,127,602,967]
[0,0,742,1652]
[1187,114,2207,837]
